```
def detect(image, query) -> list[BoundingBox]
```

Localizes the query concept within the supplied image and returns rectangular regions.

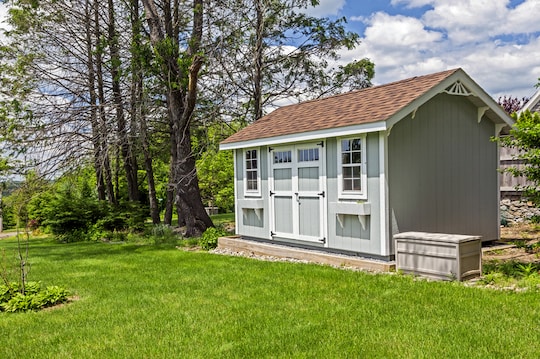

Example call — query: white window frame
[244,148,261,197]
[337,135,367,200]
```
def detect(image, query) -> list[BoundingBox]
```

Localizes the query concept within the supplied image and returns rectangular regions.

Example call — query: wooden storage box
[394,232,482,281]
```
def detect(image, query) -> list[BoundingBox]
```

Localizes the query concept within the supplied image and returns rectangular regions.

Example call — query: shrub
[149,224,179,245]
[0,281,70,312]
[199,227,226,250]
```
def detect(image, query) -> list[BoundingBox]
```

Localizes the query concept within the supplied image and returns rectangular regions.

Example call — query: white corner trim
[233,150,239,234]
[379,131,389,257]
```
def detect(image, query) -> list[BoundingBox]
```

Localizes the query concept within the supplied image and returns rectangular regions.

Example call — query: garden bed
[483,223,540,263]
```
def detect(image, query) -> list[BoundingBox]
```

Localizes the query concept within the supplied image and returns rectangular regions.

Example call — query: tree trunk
[164,111,177,226]
[141,0,212,236]
[253,0,265,121]
[84,0,106,201]
[93,0,116,205]
[0,185,3,233]
[108,0,139,202]
[130,0,160,223]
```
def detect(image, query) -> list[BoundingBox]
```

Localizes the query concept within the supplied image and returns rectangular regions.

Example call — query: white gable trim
[386,69,514,130]
[220,121,387,150]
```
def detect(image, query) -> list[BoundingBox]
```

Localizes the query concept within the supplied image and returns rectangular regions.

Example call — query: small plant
[0,281,70,312]
[516,263,538,277]
[199,227,226,250]
[513,240,527,249]
[149,224,179,245]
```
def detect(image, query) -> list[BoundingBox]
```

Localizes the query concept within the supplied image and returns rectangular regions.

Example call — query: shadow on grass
[0,236,182,263]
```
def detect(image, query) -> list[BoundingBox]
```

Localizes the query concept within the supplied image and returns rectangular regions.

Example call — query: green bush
[148,224,179,245]
[199,227,226,250]
[0,281,70,312]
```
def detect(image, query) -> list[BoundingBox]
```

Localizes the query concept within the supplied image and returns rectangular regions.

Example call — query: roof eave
[219,121,388,150]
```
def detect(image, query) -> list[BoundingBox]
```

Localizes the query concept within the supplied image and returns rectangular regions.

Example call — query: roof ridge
[221,67,465,146]
[270,68,461,112]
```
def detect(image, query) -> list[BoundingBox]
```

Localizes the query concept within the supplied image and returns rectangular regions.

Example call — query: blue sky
[308,0,540,99]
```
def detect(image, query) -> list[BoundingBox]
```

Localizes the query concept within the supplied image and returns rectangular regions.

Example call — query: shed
[220,68,514,260]
[521,89,540,114]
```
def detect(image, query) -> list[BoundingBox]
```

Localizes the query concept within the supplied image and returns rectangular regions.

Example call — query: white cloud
[420,0,540,44]
[364,12,443,50]
[304,0,346,17]
[340,0,540,99]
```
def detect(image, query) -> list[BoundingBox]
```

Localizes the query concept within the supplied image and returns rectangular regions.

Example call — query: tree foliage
[499,110,540,204]
[0,0,375,236]
[498,96,529,114]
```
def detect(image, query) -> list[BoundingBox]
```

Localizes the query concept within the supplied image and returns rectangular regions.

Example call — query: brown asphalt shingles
[221,68,459,145]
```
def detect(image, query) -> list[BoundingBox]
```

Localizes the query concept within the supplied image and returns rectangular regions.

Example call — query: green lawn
[1,236,539,358]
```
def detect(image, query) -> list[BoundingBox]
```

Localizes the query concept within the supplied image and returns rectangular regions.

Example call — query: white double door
[270,143,326,243]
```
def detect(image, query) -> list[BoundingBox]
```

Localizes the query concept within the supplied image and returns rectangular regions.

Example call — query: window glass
[341,138,363,192]
[298,148,319,162]
[246,149,259,192]
[274,150,292,164]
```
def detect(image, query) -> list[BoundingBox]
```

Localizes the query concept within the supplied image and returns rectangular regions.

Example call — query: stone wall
[500,198,540,224]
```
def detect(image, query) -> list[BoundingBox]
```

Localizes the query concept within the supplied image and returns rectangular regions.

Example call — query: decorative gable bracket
[444,81,474,97]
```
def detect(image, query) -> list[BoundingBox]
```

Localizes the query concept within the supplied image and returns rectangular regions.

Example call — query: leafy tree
[141,0,214,236]
[203,0,374,123]
[197,150,234,212]
[1,0,375,238]
[498,96,529,114]
[499,110,540,205]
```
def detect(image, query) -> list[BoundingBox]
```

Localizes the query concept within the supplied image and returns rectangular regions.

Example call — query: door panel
[274,196,293,234]
[298,167,319,191]
[298,196,320,237]
[274,168,292,191]
[270,143,325,243]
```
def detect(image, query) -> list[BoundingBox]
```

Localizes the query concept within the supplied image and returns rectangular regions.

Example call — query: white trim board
[220,122,387,150]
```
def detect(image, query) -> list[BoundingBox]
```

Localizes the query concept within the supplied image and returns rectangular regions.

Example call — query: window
[273,150,292,164]
[339,137,366,198]
[245,149,260,195]
[298,148,319,162]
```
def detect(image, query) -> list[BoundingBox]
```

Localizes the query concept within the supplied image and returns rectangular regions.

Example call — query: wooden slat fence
[500,146,532,195]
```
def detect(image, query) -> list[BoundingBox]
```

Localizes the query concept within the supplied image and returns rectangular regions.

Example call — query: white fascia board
[219,121,387,150]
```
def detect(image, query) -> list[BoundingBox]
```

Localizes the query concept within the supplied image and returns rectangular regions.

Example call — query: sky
[0,0,538,100]
[308,0,540,100]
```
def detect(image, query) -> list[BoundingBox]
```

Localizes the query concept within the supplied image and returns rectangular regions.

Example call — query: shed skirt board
[270,143,325,243]
[218,236,395,272]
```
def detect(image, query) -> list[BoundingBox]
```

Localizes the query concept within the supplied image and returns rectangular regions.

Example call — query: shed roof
[221,68,513,149]
[521,89,540,114]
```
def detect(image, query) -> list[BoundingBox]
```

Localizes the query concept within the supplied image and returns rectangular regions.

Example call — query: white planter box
[394,232,482,281]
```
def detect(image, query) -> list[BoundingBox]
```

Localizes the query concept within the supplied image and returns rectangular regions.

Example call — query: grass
[1,237,539,358]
